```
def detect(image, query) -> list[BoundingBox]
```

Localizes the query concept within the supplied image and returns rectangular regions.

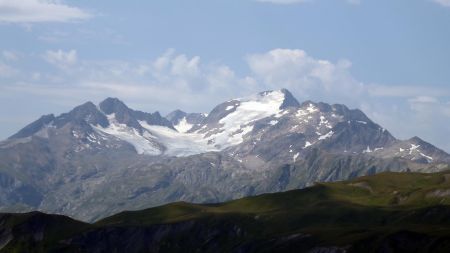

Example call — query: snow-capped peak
[236,89,288,109]
[235,89,299,109]
[8,89,450,165]
[196,90,291,149]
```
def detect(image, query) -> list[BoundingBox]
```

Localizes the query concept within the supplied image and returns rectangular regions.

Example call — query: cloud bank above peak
[1,47,449,151]
[246,49,364,102]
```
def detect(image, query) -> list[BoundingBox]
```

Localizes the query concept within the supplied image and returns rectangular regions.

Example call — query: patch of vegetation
[3,171,450,252]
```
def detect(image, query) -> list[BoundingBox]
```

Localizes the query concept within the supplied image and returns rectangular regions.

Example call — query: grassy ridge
[2,171,450,252]
[98,171,450,226]
[94,171,450,252]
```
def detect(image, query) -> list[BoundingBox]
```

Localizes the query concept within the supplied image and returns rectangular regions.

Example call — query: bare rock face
[0,89,449,222]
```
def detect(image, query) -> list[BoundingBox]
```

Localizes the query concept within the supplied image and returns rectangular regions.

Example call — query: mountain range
[0,89,449,221]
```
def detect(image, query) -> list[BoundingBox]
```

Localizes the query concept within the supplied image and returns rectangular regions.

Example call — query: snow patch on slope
[139,121,216,157]
[269,120,278,126]
[92,114,161,155]
[395,143,435,163]
[225,105,235,111]
[296,104,318,118]
[318,131,334,140]
[306,104,318,113]
[205,90,286,149]
[93,114,217,157]
[293,152,300,162]
[420,152,433,162]
[174,117,193,133]
[304,141,313,148]
[363,146,372,153]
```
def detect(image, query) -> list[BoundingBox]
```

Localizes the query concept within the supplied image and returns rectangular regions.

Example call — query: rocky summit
[0,89,449,222]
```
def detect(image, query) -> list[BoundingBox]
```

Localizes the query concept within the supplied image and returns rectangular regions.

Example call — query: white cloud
[0,0,91,23]
[12,48,449,118]
[2,48,450,151]
[11,49,255,112]
[38,28,128,46]
[405,96,450,150]
[43,49,77,67]
[0,62,18,77]
[31,72,41,81]
[408,96,450,118]
[245,49,448,110]
[245,48,450,151]
[432,0,450,7]
[409,96,439,104]
[171,55,201,77]
[2,50,20,61]
[246,48,364,103]
[254,0,359,4]
[367,84,449,98]
[150,49,201,78]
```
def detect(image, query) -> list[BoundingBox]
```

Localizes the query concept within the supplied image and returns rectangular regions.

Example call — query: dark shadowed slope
[2,171,450,252]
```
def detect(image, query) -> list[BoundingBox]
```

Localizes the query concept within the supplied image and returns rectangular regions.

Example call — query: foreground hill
[0,89,449,221]
[2,171,450,252]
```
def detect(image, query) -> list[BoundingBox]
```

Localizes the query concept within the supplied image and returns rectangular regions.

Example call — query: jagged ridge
[0,89,449,222]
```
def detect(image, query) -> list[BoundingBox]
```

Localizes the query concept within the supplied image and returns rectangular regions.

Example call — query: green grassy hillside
[99,171,450,225]
[3,171,450,252]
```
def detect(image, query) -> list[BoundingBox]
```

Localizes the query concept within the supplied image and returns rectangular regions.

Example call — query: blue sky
[0,0,450,151]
